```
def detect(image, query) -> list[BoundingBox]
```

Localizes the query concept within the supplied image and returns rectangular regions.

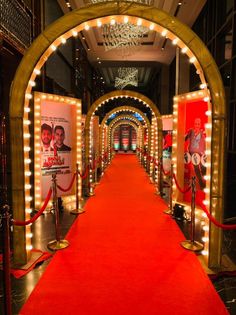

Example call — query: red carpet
[20,154,228,315]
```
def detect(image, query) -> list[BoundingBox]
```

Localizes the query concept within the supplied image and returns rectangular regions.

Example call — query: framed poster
[34,92,81,207]
[173,91,210,207]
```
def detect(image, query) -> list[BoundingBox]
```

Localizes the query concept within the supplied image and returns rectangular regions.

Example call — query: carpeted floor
[20,154,228,315]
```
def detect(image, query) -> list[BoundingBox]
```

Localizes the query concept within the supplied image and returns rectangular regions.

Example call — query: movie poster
[183,99,208,205]
[40,100,76,198]
[162,117,173,173]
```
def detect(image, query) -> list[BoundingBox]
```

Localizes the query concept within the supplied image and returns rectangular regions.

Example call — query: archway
[109,120,140,152]
[105,114,145,161]
[98,105,153,175]
[9,2,225,267]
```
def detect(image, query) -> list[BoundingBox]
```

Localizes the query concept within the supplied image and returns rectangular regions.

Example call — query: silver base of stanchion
[180,240,204,252]
[163,209,172,215]
[47,239,69,251]
[70,208,85,215]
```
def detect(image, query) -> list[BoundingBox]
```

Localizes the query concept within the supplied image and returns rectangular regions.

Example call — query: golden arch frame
[99,104,152,151]
[106,114,145,158]
[9,2,225,267]
[109,120,140,151]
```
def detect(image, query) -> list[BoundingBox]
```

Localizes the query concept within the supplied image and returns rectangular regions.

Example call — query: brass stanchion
[47,173,69,250]
[181,176,204,251]
[71,164,84,215]
[88,182,95,196]
[164,164,173,215]
[2,205,12,315]
[1,114,12,314]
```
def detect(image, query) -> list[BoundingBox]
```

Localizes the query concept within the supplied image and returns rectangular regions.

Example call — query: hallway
[18,154,228,314]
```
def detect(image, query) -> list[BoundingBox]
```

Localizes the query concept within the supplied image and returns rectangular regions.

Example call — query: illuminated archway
[9,2,225,267]
[99,105,152,173]
[110,120,140,152]
[107,114,144,156]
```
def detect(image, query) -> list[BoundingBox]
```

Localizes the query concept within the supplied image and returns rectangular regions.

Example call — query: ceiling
[57,0,206,90]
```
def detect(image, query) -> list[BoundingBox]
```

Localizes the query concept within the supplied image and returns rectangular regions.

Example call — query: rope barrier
[89,160,97,171]
[172,173,191,194]
[12,188,52,226]
[78,165,89,179]
[161,165,170,176]
[57,173,76,192]
[200,202,236,230]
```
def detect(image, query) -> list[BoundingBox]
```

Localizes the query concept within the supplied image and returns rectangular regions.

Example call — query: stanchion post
[163,164,173,215]
[47,173,69,250]
[71,164,84,215]
[2,204,12,315]
[159,157,164,197]
[1,114,12,314]
[180,176,204,251]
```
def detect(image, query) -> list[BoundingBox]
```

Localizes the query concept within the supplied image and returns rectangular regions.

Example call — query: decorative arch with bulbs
[10,2,225,268]
[87,98,161,190]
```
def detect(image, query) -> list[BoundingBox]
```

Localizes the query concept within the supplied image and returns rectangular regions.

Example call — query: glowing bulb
[181,47,188,53]
[137,19,142,26]
[51,44,57,51]
[25,93,32,99]
[84,24,90,30]
[124,16,129,23]
[172,38,179,45]
[29,81,36,87]
[161,29,167,37]
[205,110,211,116]
[34,69,41,75]
[200,83,207,89]
[149,24,154,30]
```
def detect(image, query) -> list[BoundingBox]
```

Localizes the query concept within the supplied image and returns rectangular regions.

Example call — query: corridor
[19,154,228,315]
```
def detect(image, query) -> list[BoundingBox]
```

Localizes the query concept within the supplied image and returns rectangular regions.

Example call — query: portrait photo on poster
[182,99,208,208]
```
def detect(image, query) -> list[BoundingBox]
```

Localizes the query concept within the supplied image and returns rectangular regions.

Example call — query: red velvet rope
[172,173,191,194]
[12,188,52,226]
[57,173,76,192]
[90,160,97,171]
[78,165,89,179]
[199,202,236,230]
[161,165,170,176]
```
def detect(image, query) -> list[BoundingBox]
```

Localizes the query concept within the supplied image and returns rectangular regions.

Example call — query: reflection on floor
[1,195,236,314]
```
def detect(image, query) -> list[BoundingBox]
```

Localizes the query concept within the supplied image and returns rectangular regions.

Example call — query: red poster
[182,99,208,205]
